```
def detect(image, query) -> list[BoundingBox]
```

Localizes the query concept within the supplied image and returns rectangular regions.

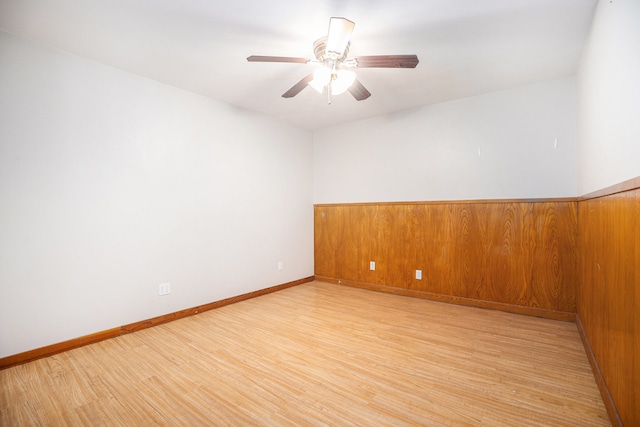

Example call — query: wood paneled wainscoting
[577,177,640,427]
[315,199,578,321]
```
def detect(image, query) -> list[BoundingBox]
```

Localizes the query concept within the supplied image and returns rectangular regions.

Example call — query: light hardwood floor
[0,281,609,426]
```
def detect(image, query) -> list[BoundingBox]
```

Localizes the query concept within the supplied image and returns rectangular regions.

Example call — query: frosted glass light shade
[308,68,356,95]
[309,68,331,93]
[331,69,356,94]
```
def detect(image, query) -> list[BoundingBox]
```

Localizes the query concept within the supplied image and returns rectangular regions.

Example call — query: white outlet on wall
[159,282,171,296]
[370,261,376,271]
[277,261,283,271]
[416,270,422,280]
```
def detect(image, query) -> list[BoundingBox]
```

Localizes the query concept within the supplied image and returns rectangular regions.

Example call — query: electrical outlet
[370,261,376,271]
[277,261,283,271]
[159,282,171,296]
[416,270,422,280]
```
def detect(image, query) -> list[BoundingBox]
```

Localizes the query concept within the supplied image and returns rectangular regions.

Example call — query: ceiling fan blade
[325,17,355,57]
[354,55,419,68]
[348,79,371,101]
[282,74,314,98]
[247,55,308,64]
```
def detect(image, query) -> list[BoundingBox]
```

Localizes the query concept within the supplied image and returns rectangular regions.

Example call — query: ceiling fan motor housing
[313,37,350,63]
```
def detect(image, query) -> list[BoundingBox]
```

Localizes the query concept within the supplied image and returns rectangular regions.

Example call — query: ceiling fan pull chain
[327,81,332,105]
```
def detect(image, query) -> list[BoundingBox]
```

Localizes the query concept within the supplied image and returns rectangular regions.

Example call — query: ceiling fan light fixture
[308,68,356,95]
[309,68,331,93]
[331,69,356,95]
[247,17,417,102]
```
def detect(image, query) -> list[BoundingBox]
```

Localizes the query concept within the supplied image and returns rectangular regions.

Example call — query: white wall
[0,32,313,358]
[313,77,577,203]
[577,0,640,195]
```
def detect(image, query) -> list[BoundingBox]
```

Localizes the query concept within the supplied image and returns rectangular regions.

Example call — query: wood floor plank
[1,281,609,426]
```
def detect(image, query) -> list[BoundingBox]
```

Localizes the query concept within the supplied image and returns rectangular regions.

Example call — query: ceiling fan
[247,17,419,103]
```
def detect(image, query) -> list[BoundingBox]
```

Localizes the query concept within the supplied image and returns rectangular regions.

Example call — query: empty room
[0,0,638,425]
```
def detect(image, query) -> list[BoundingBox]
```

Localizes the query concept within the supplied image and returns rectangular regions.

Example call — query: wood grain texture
[120,276,314,334]
[315,200,577,316]
[316,276,575,321]
[577,188,639,426]
[314,197,578,207]
[0,281,609,426]
[576,315,623,427]
[578,176,640,201]
[0,277,314,370]
[0,328,121,372]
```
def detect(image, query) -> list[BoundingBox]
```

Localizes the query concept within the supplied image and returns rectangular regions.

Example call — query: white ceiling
[0,0,598,130]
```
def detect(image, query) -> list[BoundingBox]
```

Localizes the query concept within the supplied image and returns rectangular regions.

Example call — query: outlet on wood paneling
[315,200,578,314]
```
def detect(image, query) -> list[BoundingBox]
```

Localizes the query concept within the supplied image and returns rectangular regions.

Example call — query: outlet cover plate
[159,282,171,296]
